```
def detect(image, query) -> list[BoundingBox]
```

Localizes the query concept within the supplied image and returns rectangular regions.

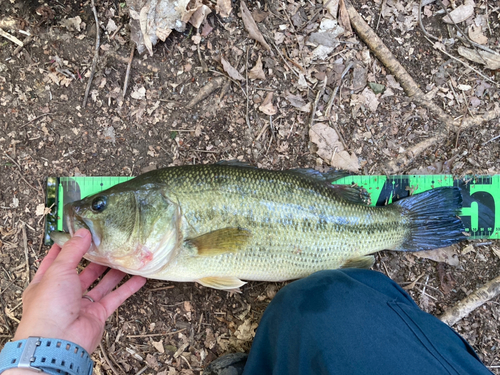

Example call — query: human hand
[11,228,146,354]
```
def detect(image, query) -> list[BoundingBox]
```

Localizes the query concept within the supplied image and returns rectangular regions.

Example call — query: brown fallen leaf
[442,0,475,24]
[249,56,266,80]
[240,0,270,51]
[468,24,487,45]
[309,124,360,172]
[252,9,268,22]
[412,246,459,266]
[221,56,245,81]
[338,0,352,36]
[437,262,456,295]
[259,92,277,115]
[216,0,232,18]
[189,4,211,28]
[457,46,500,70]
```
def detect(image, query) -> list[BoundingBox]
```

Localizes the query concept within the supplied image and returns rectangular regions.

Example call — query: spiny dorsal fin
[341,255,375,269]
[284,168,351,183]
[216,160,255,168]
[197,276,246,290]
[185,228,251,256]
[330,184,371,205]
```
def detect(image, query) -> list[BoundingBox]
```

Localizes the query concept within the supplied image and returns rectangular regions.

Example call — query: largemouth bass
[51,163,466,290]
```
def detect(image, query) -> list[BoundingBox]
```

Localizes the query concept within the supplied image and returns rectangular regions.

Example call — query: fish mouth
[64,204,102,248]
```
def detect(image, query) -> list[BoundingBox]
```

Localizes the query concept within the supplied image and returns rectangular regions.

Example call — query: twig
[99,342,121,375]
[376,0,386,31]
[325,61,353,117]
[426,36,498,87]
[127,328,186,338]
[439,274,500,326]
[82,0,100,108]
[22,223,29,285]
[245,46,252,132]
[197,43,208,72]
[309,78,327,129]
[186,76,226,109]
[122,45,135,99]
[20,113,53,128]
[13,35,32,55]
[483,134,500,145]
[2,152,40,193]
[0,28,23,46]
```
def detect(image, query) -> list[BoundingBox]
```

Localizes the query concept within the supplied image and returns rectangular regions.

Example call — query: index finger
[52,228,92,270]
[31,244,62,284]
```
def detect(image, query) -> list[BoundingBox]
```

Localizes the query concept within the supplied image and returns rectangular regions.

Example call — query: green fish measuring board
[44,174,500,245]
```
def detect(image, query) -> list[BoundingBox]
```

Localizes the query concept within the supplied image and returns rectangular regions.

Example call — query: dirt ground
[1,0,500,373]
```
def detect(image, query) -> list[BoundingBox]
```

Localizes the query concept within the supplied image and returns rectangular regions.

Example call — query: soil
[0,0,499,373]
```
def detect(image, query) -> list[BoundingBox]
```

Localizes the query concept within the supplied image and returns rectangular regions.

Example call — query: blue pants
[242,269,492,375]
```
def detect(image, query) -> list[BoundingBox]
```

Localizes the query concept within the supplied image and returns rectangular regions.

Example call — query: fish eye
[91,196,107,213]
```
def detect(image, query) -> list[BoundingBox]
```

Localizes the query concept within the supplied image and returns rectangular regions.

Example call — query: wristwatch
[0,337,93,375]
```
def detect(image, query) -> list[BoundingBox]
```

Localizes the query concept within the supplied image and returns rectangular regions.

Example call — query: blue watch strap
[0,337,93,375]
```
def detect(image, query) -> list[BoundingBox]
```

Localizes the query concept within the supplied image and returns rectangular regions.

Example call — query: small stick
[82,0,100,108]
[245,46,252,132]
[22,223,29,285]
[439,274,500,326]
[99,342,121,375]
[309,78,327,129]
[127,328,186,338]
[325,61,353,117]
[13,35,32,55]
[0,28,23,46]
[3,152,40,193]
[20,113,53,128]
[186,76,225,108]
[122,45,135,99]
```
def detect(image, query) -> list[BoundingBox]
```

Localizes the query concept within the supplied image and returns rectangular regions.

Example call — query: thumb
[53,228,92,270]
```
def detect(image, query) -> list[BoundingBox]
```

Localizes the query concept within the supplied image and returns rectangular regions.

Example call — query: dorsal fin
[283,168,352,183]
[330,184,371,205]
[216,160,255,168]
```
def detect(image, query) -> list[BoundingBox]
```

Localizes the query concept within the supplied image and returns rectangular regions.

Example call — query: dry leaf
[240,0,270,51]
[152,340,164,353]
[338,0,352,35]
[189,4,211,28]
[156,27,172,41]
[412,246,460,266]
[457,46,500,70]
[468,24,487,44]
[234,319,258,341]
[259,92,277,115]
[35,204,47,216]
[309,124,360,172]
[106,19,118,33]
[139,5,154,55]
[285,93,311,112]
[221,56,244,81]
[60,16,82,31]
[216,0,232,18]
[249,56,266,80]
[252,9,268,22]
[201,21,213,36]
[131,86,146,99]
[324,0,339,18]
[442,0,475,23]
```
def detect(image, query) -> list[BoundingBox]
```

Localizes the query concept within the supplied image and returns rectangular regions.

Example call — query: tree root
[439,274,500,326]
[345,1,500,173]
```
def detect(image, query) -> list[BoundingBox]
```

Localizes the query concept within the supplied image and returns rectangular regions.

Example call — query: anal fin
[341,255,375,269]
[197,276,247,291]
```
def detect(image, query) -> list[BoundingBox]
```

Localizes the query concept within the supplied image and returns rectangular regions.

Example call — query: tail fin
[393,187,466,251]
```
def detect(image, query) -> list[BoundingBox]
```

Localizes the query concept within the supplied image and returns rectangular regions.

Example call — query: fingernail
[74,228,90,238]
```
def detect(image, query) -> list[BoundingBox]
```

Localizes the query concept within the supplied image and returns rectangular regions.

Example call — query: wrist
[3,369,40,375]
[0,337,93,375]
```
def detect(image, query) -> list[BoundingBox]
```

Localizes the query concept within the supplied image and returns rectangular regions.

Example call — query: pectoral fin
[186,228,251,256]
[341,255,375,269]
[197,276,247,290]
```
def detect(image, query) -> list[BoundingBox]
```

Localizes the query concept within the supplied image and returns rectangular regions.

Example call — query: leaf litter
[1,0,500,372]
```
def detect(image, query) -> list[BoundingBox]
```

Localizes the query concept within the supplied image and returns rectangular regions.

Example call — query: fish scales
[55,163,466,290]
[128,165,408,281]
